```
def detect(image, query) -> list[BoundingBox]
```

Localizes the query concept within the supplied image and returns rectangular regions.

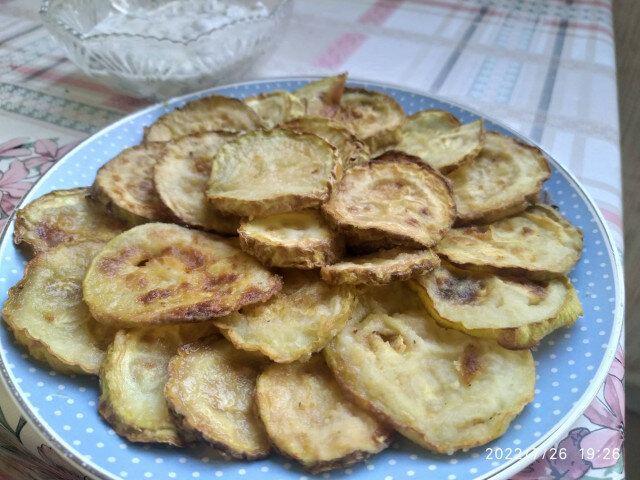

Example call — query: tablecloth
[0,1,625,479]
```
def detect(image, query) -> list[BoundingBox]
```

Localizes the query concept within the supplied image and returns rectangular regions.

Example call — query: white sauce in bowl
[87,0,270,42]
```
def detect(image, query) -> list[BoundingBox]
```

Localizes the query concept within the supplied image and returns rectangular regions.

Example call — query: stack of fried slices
[2,73,584,473]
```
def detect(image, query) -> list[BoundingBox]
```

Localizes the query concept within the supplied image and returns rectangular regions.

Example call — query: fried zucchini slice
[165,337,270,459]
[322,152,455,248]
[256,355,393,473]
[324,283,535,454]
[320,248,440,285]
[206,129,338,218]
[215,270,355,363]
[154,131,240,234]
[83,223,282,327]
[244,90,305,129]
[410,263,583,349]
[293,73,347,118]
[99,325,215,445]
[359,280,427,314]
[403,109,461,133]
[437,205,584,280]
[285,116,370,169]
[145,95,262,142]
[11,328,82,375]
[238,210,344,269]
[92,143,170,224]
[338,87,405,151]
[394,115,485,173]
[14,188,126,255]
[2,242,117,375]
[447,131,551,225]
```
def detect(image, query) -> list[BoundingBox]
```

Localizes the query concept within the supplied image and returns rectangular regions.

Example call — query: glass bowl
[40,0,292,99]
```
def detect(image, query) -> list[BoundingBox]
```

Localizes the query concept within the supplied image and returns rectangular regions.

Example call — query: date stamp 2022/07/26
[485,447,622,462]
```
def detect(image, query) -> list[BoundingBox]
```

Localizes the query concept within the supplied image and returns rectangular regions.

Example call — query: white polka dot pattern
[0,79,623,480]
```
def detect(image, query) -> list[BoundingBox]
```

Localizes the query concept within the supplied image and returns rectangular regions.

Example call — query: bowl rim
[39,0,292,45]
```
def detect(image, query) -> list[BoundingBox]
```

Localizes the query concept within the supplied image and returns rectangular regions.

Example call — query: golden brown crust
[10,329,84,375]
[83,223,282,327]
[457,195,541,227]
[437,205,584,280]
[243,90,305,129]
[447,131,551,225]
[284,116,370,170]
[214,270,355,363]
[154,131,241,234]
[324,288,536,453]
[338,87,405,151]
[206,129,339,218]
[494,281,582,349]
[13,188,127,255]
[320,248,440,285]
[2,241,117,375]
[165,337,271,459]
[97,397,188,447]
[144,95,262,142]
[328,360,530,454]
[410,263,583,349]
[393,114,485,174]
[238,210,344,269]
[255,355,393,473]
[406,109,461,131]
[293,73,347,118]
[98,327,208,446]
[92,143,170,224]
[322,152,456,248]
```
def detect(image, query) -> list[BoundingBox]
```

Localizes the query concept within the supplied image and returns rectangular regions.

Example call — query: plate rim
[0,75,625,480]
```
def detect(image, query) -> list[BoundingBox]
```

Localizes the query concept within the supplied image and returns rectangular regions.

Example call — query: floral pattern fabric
[0,398,89,480]
[0,138,78,232]
[513,346,624,480]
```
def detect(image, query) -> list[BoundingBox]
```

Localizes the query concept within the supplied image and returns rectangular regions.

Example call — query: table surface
[0,1,624,479]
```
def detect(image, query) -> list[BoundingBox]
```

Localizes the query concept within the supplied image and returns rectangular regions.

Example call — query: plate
[0,78,624,480]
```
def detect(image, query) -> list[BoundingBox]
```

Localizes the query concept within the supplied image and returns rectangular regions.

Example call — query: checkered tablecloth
[0,1,625,479]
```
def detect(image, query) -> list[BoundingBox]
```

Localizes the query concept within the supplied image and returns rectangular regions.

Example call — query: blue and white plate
[0,78,624,480]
